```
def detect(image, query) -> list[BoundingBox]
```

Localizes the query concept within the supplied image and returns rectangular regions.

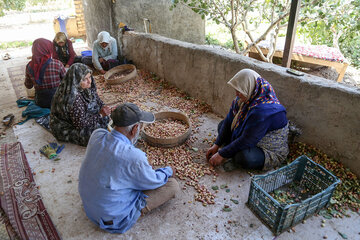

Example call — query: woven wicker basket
[104,64,137,85]
[141,111,191,148]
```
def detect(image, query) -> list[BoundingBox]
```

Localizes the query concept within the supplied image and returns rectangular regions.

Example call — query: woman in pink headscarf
[24,38,66,108]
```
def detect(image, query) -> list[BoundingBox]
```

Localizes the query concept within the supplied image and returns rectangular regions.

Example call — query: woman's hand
[65,64,70,68]
[100,106,111,117]
[206,144,219,160]
[99,69,106,75]
[209,153,225,166]
[99,57,105,63]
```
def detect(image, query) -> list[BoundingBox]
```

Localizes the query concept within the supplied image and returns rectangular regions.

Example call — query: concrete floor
[1,49,360,240]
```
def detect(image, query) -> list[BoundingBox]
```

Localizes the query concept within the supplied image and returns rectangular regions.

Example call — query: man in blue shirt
[78,103,179,233]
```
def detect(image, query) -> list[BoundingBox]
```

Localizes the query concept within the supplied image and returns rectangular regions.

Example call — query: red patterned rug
[0,143,60,240]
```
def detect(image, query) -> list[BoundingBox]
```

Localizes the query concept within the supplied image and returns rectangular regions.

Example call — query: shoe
[2,114,14,126]
[2,53,11,60]
[223,158,238,172]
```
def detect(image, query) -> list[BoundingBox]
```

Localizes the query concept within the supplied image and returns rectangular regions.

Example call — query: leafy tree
[0,0,26,16]
[172,0,360,67]
[299,0,360,68]
[171,0,318,63]
[0,0,50,16]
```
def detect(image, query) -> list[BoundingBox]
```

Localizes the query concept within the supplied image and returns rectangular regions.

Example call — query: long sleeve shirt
[91,37,118,71]
[24,59,66,90]
[215,104,288,158]
[52,39,76,66]
[78,129,173,234]
[69,92,104,129]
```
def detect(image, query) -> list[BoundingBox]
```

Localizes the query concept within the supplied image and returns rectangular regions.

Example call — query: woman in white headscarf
[206,69,289,171]
[82,31,119,74]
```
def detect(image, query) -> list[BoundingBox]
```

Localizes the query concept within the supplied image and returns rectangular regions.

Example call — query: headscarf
[53,32,69,65]
[97,31,112,52]
[228,69,281,131]
[97,31,111,44]
[28,38,53,85]
[51,63,99,117]
[54,32,67,44]
[227,69,259,101]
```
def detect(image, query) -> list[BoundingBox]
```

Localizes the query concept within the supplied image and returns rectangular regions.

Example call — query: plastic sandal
[2,114,14,126]
[2,53,11,60]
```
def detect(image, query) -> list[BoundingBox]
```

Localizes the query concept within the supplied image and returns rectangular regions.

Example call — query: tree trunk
[231,27,241,53]
[331,27,342,51]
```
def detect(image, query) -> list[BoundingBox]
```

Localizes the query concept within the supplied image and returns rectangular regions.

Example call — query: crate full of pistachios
[247,155,340,235]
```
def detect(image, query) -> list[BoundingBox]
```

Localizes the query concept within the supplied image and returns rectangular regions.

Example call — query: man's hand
[100,106,111,117]
[170,165,176,177]
[209,152,225,166]
[206,144,219,160]
[99,69,106,75]
[99,57,105,63]
[65,64,70,68]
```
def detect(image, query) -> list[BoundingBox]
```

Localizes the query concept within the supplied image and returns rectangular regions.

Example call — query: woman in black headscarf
[50,63,110,146]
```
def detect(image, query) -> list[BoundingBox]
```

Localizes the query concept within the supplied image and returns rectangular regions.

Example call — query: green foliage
[205,34,244,51]
[174,0,360,68]
[28,0,50,5]
[205,34,220,46]
[0,40,33,49]
[0,0,51,16]
[0,0,26,16]
[224,39,235,50]
[299,0,360,68]
[341,36,360,68]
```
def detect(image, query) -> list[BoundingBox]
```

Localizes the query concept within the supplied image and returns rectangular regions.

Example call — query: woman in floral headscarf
[206,69,289,171]
[50,63,110,146]
[25,38,66,108]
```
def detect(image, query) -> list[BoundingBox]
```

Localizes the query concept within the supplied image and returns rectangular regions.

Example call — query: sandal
[223,158,239,172]
[2,114,14,126]
[2,53,11,60]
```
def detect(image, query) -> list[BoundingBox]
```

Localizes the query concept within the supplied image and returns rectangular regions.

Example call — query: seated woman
[50,63,111,146]
[52,32,77,68]
[82,31,119,74]
[25,38,66,108]
[206,69,289,171]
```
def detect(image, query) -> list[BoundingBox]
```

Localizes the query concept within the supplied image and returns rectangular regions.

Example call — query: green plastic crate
[247,155,340,235]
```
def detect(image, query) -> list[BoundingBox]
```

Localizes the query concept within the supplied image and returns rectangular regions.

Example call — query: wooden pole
[282,0,302,68]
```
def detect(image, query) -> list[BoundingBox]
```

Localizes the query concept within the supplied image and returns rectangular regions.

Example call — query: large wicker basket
[104,64,137,85]
[141,111,191,148]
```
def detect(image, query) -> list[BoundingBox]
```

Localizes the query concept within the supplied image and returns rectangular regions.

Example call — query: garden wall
[82,0,204,46]
[122,32,360,176]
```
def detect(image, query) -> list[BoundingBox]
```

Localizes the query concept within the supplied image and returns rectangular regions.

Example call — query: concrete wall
[82,0,204,47]
[82,0,112,44]
[122,32,360,176]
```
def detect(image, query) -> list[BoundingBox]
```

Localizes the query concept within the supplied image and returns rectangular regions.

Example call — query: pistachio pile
[287,142,360,215]
[95,70,216,205]
[269,181,319,206]
[143,118,188,139]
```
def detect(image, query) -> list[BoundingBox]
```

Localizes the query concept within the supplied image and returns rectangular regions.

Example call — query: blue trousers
[218,120,265,170]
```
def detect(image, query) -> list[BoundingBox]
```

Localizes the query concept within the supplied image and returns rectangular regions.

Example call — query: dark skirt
[35,88,57,108]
